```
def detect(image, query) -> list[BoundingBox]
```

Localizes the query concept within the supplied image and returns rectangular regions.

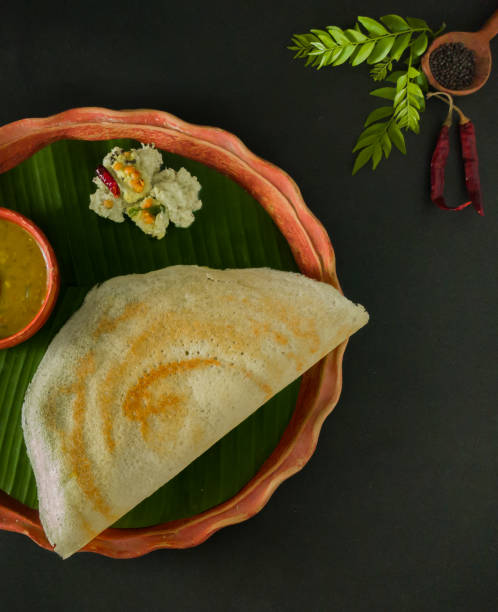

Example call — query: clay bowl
[0,207,59,349]
[0,108,347,558]
[422,9,498,96]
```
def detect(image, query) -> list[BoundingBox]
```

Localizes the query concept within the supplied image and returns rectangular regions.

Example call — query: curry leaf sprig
[352,48,429,174]
[289,15,434,69]
[369,58,393,82]
[289,15,444,174]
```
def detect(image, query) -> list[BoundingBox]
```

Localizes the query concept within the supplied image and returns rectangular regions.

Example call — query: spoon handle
[479,9,498,42]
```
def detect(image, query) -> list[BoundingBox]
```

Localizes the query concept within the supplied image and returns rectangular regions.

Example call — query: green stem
[347,27,429,48]
[433,22,446,37]
[295,26,431,56]
[404,51,414,127]
[381,114,396,142]
[393,49,420,132]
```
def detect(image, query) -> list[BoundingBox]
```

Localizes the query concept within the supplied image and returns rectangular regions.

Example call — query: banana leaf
[0,139,300,527]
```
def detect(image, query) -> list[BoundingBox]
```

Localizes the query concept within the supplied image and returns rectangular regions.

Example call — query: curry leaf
[411,32,428,56]
[357,16,389,36]
[327,26,350,45]
[394,87,407,107]
[407,82,424,97]
[333,45,356,66]
[405,16,429,30]
[396,74,408,90]
[370,87,396,100]
[385,70,407,83]
[351,41,376,65]
[380,15,410,32]
[415,71,429,92]
[364,106,394,126]
[372,145,383,169]
[369,58,393,81]
[388,123,407,153]
[389,32,412,61]
[352,134,382,152]
[352,145,375,174]
[367,36,396,64]
[345,28,367,42]
[381,132,392,157]
[310,29,336,47]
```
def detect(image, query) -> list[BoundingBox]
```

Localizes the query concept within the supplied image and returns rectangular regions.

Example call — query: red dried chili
[96,165,121,197]
[427,92,483,215]
[459,116,484,216]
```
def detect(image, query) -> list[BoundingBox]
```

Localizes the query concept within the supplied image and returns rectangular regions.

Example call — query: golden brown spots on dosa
[272,331,288,345]
[94,289,318,452]
[233,366,273,397]
[60,353,112,518]
[121,358,220,441]
[91,301,146,340]
[98,323,225,451]
[254,295,320,350]
[201,289,317,349]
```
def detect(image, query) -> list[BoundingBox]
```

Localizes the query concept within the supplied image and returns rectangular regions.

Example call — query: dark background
[0,1,497,610]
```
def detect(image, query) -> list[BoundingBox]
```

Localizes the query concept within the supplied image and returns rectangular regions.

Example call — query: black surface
[1,1,497,610]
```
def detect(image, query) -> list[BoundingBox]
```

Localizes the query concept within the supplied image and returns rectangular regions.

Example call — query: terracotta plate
[0,108,344,558]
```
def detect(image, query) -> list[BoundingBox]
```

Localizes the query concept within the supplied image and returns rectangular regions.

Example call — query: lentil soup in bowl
[0,208,59,349]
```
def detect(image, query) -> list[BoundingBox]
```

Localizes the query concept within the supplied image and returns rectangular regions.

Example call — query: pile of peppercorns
[429,42,476,90]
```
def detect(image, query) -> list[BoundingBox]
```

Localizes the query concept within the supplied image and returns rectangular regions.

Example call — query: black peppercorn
[429,42,476,90]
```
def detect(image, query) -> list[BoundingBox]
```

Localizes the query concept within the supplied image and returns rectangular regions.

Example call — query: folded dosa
[22,265,368,558]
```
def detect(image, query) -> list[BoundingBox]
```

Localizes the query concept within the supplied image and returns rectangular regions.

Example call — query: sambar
[0,218,48,339]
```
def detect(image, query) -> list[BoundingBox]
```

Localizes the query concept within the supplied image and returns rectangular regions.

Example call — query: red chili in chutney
[96,165,121,197]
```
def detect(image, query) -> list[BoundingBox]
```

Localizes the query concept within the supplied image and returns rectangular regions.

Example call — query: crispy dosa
[22,266,368,558]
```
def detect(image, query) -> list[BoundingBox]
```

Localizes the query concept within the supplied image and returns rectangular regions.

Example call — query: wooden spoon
[421,9,498,96]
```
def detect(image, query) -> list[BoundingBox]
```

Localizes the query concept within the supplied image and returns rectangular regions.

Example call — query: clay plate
[0,108,345,558]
